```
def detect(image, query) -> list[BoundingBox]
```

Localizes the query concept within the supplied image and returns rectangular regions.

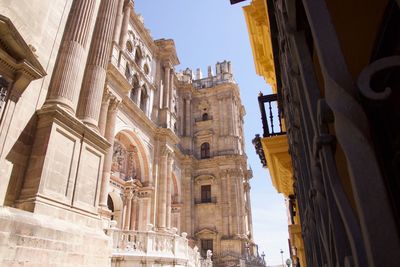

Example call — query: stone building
[0,1,263,266]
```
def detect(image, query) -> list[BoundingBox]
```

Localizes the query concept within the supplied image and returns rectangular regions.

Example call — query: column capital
[167,155,174,166]
[124,188,135,200]
[102,88,112,104]
[161,146,174,158]
[109,96,121,112]
[163,61,173,69]
[123,0,134,10]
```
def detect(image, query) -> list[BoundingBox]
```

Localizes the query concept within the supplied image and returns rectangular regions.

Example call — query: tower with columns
[0,1,260,266]
[177,61,255,266]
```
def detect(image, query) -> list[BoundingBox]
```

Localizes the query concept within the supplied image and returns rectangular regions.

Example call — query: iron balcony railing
[253,93,286,168]
[258,93,286,137]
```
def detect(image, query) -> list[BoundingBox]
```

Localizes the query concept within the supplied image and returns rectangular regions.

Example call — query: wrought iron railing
[258,93,285,137]
[253,93,286,168]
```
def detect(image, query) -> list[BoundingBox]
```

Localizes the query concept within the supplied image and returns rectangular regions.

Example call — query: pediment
[195,227,218,236]
[0,15,46,79]
[194,174,216,185]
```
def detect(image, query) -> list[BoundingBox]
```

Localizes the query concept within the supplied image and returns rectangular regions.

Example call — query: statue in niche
[112,143,125,172]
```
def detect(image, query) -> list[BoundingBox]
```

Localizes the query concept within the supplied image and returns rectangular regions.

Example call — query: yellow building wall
[244,1,306,266]
[243,0,277,93]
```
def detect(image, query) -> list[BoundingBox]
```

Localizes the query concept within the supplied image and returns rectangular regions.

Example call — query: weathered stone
[0,2,259,266]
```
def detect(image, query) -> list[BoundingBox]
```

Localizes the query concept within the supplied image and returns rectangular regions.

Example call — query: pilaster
[123,187,134,230]
[156,147,173,230]
[98,89,111,136]
[185,97,191,136]
[166,156,174,229]
[99,95,120,208]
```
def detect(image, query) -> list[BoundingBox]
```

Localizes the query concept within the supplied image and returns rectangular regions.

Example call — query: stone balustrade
[107,225,210,267]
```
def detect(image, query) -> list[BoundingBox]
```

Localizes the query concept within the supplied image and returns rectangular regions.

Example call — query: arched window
[201,142,210,159]
[202,113,209,121]
[140,87,148,112]
[107,195,114,220]
[130,75,139,101]
[135,47,142,66]
[125,63,131,79]
[126,41,133,53]
[143,64,150,75]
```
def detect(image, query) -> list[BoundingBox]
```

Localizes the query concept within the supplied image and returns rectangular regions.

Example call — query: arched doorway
[107,191,123,229]
[171,173,182,232]
[110,130,152,231]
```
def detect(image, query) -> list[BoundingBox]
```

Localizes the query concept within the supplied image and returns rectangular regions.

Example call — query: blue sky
[135,1,289,265]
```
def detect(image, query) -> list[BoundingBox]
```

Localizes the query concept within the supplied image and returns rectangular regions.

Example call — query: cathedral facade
[0,1,262,266]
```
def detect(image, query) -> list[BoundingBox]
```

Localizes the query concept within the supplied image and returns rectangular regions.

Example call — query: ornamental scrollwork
[357,56,400,101]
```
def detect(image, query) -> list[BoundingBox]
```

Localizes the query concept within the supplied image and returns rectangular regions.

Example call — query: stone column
[45,0,98,113]
[218,98,227,135]
[136,87,142,107]
[245,182,254,237]
[112,0,125,43]
[220,172,229,236]
[130,196,138,230]
[229,97,234,135]
[237,175,246,235]
[227,170,234,235]
[185,98,191,136]
[123,189,133,230]
[163,63,171,109]
[99,97,120,208]
[232,100,238,136]
[182,174,193,235]
[98,90,111,136]
[77,0,119,131]
[149,89,155,118]
[166,157,174,229]
[169,71,174,109]
[156,149,169,230]
[119,0,133,50]
[232,174,241,235]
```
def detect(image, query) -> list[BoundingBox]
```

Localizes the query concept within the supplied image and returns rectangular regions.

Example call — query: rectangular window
[201,239,213,258]
[201,185,211,203]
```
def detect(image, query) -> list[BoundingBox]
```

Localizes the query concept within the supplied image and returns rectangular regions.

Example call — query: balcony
[195,197,217,205]
[253,93,293,196]
[108,227,211,267]
[258,93,285,137]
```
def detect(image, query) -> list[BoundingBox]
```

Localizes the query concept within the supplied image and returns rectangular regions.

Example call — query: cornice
[130,11,157,52]
[0,15,46,79]
[155,127,180,145]
[107,63,132,96]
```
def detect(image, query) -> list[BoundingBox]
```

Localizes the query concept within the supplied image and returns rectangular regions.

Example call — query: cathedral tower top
[177,60,235,89]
